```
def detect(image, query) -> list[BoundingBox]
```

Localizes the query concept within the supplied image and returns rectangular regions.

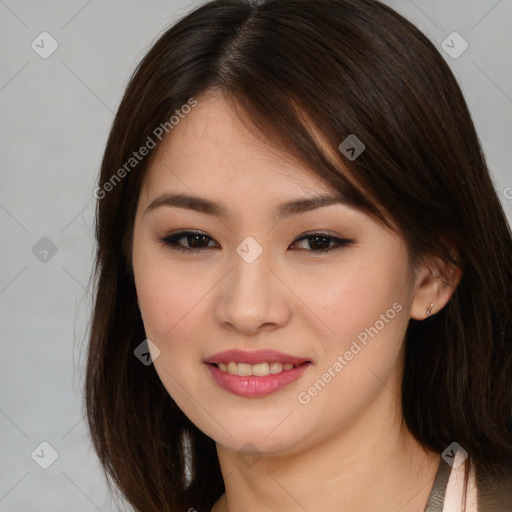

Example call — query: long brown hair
[84,1,512,510]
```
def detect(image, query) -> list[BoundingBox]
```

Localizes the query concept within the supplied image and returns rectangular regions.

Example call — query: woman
[84,1,512,511]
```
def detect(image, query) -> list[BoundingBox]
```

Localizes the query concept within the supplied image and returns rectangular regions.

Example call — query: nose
[214,246,292,336]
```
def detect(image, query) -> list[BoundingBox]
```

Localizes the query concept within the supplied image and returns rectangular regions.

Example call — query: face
[132,89,420,456]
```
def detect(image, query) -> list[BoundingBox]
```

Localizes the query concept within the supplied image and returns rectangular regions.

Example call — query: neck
[211,387,441,512]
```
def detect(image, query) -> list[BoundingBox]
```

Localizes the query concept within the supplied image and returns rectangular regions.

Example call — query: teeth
[269,362,283,374]
[237,363,252,376]
[227,362,238,375]
[216,361,298,376]
[252,362,269,376]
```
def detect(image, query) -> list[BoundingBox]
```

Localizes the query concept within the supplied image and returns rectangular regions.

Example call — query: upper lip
[204,349,311,366]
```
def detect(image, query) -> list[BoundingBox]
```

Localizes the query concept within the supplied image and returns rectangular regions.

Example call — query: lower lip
[205,363,311,397]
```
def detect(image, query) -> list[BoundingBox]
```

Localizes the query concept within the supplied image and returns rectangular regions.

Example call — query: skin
[132,88,461,512]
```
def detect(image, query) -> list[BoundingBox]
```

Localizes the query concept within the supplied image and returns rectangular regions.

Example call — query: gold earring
[426,303,434,316]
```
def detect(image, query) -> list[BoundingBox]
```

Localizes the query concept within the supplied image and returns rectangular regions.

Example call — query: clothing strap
[423,456,452,512]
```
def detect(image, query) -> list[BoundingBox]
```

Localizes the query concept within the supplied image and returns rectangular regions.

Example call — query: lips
[204,349,312,397]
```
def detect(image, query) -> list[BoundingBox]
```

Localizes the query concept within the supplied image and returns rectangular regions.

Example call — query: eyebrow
[144,192,349,220]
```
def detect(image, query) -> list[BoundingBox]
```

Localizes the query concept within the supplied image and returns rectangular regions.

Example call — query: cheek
[137,266,209,350]
[136,265,212,420]
[133,254,223,408]
[293,254,412,421]
[296,251,411,351]
[132,228,209,342]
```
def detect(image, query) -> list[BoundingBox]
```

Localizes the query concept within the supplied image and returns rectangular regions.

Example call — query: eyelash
[157,230,353,254]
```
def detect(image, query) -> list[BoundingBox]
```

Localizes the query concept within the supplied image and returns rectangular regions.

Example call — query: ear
[410,254,462,320]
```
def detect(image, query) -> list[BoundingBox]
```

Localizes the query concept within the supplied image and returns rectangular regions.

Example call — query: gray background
[1,0,511,510]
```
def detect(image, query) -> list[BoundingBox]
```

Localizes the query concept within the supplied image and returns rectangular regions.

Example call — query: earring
[426,303,434,316]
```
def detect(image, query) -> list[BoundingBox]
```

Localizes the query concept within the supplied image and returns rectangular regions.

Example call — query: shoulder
[443,452,512,512]
[474,457,512,512]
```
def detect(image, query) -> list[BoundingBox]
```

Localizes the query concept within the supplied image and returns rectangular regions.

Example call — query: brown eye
[159,231,219,252]
[184,233,212,248]
[290,233,352,253]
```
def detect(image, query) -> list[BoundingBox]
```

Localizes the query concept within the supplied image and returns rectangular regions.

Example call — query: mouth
[204,349,312,397]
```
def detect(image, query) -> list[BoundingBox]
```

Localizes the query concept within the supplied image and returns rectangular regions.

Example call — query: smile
[204,349,312,397]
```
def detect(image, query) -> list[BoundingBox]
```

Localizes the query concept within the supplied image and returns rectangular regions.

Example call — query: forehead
[140,90,336,201]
